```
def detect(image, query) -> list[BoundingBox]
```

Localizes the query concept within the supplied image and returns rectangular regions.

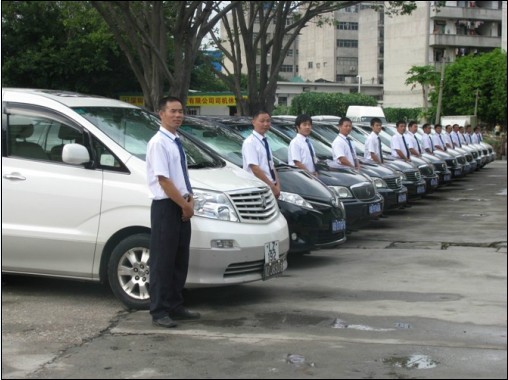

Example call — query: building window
[434,21,446,34]
[316,63,321,69]
[280,65,293,73]
[337,22,359,30]
[337,39,358,48]
[336,75,346,82]
[287,49,293,57]
[278,96,288,106]
[308,61,313,69]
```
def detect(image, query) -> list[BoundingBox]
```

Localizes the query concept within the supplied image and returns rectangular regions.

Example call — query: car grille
[457,156,466,165]
[445,159,457,168]
[350,182,378,201]
[384,176,402,190]
[223,251,288,278]
[228,187,278,223]
[433,163,447,172]
[418,165,435,176]
[405,170,422,182]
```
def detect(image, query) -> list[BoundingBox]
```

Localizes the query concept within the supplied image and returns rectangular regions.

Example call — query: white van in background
[346,106,387,124]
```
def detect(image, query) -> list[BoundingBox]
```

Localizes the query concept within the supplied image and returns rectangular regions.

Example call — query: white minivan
[1,88,289,309]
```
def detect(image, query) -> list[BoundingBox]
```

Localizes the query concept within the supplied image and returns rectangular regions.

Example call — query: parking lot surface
[2,161,507,379]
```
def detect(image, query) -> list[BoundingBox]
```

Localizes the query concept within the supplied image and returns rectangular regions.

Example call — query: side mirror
[62,143,90,165]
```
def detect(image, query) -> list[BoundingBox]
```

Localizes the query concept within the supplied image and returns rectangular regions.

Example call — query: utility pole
[474,89,479,116]
[435,59,446,125]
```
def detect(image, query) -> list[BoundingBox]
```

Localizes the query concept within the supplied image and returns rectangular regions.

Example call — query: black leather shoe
[169,308,201,320]
[152,316,177,328]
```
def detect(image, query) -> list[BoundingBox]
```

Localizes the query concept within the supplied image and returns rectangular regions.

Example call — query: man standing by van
[146,96,201,328]
[242,110,281,199]
[288,114,318,176]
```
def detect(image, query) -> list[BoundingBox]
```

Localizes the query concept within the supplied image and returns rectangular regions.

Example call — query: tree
[209,1,427,115]
[404,65,439,122]
[434,49,507,126]
[91,1,237,111]
[1,1,137,96]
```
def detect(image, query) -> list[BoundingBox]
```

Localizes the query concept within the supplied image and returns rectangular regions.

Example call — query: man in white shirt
[464,125,474,144]
[432,124,447,151]
[421,123,434,154]
[288,114,318,176]
[406,120,422,157]
[444,125,454,149]
[332,117,360,170]
[458,126,468,145]
[390,120,411,162]
[472,126,483,144]
[450,124,462,148]
[364,117,384,164]
[242,110,281,198]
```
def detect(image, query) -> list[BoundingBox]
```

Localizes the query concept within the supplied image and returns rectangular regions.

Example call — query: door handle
[3,172,27,181]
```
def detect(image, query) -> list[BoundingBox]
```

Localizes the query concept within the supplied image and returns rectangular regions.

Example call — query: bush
[289,92,377,116]
[384,107,423,123]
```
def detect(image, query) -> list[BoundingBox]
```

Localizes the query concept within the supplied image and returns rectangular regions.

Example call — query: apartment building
[220,1,506,110]
[383,0,505,108]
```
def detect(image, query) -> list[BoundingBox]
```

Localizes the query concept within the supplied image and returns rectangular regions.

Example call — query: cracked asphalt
[2,161,506,379]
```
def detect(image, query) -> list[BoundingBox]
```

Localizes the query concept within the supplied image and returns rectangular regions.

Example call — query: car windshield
[72,106,222,167]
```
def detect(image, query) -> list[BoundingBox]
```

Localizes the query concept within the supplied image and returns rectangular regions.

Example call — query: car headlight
[279,191,314,209]
[193,189,239,222]
[395,170,407,181]
[371,177,387,189]
[328,186,353,199]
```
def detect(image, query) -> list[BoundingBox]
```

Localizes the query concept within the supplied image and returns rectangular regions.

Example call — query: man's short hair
[252,109,270,119]
[434,124,442,129]
[295,114,312,128]
[408,120,418,128]
[370,117,382,126]
[422,123,430,129]
[396,120,406,128]
[338,117,352,126]
[158,96,183,111]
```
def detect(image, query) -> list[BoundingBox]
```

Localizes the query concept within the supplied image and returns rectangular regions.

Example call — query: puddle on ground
[331,318,394,331]
[394,322,412,329]
[383,354,438,369]
[447,197,487,202]
[286,354,315,368]
[497,188,507,196]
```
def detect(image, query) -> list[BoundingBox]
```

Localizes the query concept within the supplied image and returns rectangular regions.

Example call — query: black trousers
[149,198,191,319]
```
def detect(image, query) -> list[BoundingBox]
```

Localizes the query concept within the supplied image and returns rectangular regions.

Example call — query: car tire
[108,234,151,310]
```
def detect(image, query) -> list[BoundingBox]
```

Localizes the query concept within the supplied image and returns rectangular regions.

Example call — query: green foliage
[383,108,423,123]
[1,1,139,96]
[289,92,377,116]
[436,49,507,126]
[272,105,291,116]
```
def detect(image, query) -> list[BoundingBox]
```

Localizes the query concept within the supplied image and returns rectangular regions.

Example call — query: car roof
[2,88,136,109]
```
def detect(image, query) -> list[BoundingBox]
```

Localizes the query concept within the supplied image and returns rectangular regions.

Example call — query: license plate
[369,202,382,215]
[444,174,451,181]
[454,169,462,176]
[263,241,283,280]
[417,185,425,194]
[431,178,438,186]
[398,192,407,204]
[332,219,346,233]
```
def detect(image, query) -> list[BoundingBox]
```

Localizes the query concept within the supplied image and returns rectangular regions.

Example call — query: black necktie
[456,132,462,147]
[378,136,383,163]
[174,137,193,194]
[414,135,422,154]
[263,137,276,182]
[346,137,355,157]
[306,138,315,159]
[439,134,446,151]
[402,135,410,158]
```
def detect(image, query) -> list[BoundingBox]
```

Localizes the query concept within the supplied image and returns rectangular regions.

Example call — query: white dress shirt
[146,128,190,200]
[444,132,453,147]
[405,131,422,154]
[364,131,383,162]
[332,133,357,167]
[288,133,317,173]
[390,132,409,159]
[451,131,462,147]
[242,130,276,184]
[422,133,434,153]
[432,133,446,150]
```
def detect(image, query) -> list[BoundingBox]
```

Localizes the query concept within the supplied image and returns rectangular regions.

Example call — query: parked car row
[1,88,496,311]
